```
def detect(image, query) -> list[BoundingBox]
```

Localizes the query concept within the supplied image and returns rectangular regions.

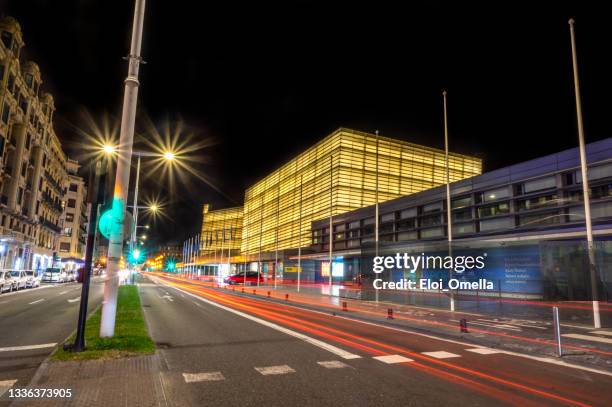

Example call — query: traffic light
[167,261,176,271]
[130,248,142,263]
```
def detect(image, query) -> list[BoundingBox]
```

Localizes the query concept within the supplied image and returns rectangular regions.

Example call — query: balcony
[41,219,61,233]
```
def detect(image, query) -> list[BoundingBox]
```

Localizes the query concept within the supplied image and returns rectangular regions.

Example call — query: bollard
[232,287,235,292]
[267,291,271,298]
[285,293,289,301]
[241,288,244,293]
[387,308,394,319]
[460,318,468,333]
[342,301,348,312]
[553,306,562,357]
[253,289,256,295]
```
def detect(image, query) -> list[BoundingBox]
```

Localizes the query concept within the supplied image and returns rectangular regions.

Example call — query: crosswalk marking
[421,351,461,359]
[0,379,17,397]
[183,372,225,383]
[373,354,414,364]
[0,343,57,353]
[465,348,502,355]
[590,330,612,337]
[317,360,350,369]
[254,365,296,375]
[562,333,612,345]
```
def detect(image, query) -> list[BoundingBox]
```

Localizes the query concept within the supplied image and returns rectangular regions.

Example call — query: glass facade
[200,204,244,260]
[241,128,482,255]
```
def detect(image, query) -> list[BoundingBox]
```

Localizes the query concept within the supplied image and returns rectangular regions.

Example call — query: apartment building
[0,16,76,272]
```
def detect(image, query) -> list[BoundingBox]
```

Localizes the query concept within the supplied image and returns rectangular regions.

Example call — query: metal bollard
[387,308,394,319]
[553,306,562,357]
[267,291,271,298]
[460,318,468,333]
[241,288,244,293]
[342,301,348,312]
[253,289,256,295]
[285,293,289,301]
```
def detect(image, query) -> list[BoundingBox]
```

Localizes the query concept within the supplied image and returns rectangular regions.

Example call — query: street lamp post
[568,19,600,328]
[100,0,147,338]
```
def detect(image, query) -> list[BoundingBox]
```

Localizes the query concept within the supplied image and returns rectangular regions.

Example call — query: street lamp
[129,150,175,265]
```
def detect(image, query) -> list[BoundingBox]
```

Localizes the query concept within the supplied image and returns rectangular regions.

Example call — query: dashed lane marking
[317,360,351,369]
[67,297,80,303]
[0,379,17,398]
[0,343,56,352]
[254,365,296,375]
[373,354,414,364]
[28,298,45,305]
[421,351,461,359]
[465,348,503,355]
[562,333,612,345]
[183,372,225,382]
[590,330,612,337]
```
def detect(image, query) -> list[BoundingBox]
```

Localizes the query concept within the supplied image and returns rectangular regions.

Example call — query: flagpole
[375,131,379,303]
[443,90,455,312]
[274,184,280,289]
[297,174,303,292]
[569,18,600,328]
[258,194,263,287]
[328,154,334,289]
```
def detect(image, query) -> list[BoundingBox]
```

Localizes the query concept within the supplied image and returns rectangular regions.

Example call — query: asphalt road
[142,274,612,407]
[0,279,103,404]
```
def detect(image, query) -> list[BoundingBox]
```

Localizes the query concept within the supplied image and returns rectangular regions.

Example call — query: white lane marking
[58,290,69,295]
[590,331,612,336]
[562,333,612,344]
[152,277,361,360]
[465,348,503,355]
[183,372,225,382]
[153,276,612,378]
[465,320,522,332]
[560,323,593,330]
[28,298,45,305]
[192,301,203,308]
[254,365,295,375]
[67,297,80,303]
[421,351,461,359]
[0,379,17,398]
[0,343,57,352]
[317,360,350,369]
[477,318,546,330]
[373,354,414,364]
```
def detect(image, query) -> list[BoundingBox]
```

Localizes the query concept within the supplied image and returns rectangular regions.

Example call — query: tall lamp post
[100,0,146,338]
[568,19,600,328]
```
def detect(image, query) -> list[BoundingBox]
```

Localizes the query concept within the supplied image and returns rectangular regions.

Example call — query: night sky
[1,1,610,248]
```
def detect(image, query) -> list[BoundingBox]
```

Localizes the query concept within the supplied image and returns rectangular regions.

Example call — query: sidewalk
[10,353,167,407]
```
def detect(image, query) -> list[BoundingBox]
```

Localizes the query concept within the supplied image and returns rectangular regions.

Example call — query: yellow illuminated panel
[241,128,482,255]
[200,204,243,259]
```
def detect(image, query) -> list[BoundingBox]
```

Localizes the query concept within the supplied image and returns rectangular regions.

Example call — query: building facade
[58,159,88,268]
[0,17,76,272]
[199,204,243,262]
[241,128,482,256]
[309,137,612,300]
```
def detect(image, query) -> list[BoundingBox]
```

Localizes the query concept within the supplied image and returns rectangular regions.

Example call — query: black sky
[1,1,610,248]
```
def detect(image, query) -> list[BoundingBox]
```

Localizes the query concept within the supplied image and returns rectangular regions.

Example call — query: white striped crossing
[465,348,502,355]
[183,372,225,383]
[317,360,350,369]
[373,355,414,364]
[254,365,296,375]
[421,351,461,359]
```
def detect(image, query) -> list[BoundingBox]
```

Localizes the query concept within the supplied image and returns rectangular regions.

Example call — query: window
[400,208,417,219]
[25,133,31,150]
[478,202,510,218]
[453,224,475,235]
[519,211,560,227]
[452,195,472,209]
[67,198,76,208]
[480,217,513,232]
[25,73,34,88]
[453,208,472,222]
[421,214,441,227]
[517,194,557,211]
[7,74,15,92]
[421,228,443,238]
[21,161,26,177]
[63,227,73,236]
[17,188,23,206]
[381,213,396,223]
[422,202,442,213]
[397,218,416,231]
[1,103,9,124]
[348,221,360,229]
[592,183,612,200]
[0,64,4,81]
[65,213,74,222]
[576,164,612,183]
[1,31,13,48]
[69,183,78,192]
[480,187,511,203]
[522,176,556,193]
[397,231,417,241]
[59,242,71,252]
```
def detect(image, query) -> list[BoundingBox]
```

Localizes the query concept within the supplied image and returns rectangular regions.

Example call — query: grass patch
[53,285,155,361]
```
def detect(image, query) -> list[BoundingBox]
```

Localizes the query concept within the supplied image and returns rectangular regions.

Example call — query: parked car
[25,271,42,288]
[0,270,16,293]
[42,267,67,283]
[224,271,264,285]
[9,270,28,290]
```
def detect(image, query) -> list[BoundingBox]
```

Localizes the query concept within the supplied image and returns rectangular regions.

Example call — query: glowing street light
[103,144,116,155]
[163,151,175,161]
